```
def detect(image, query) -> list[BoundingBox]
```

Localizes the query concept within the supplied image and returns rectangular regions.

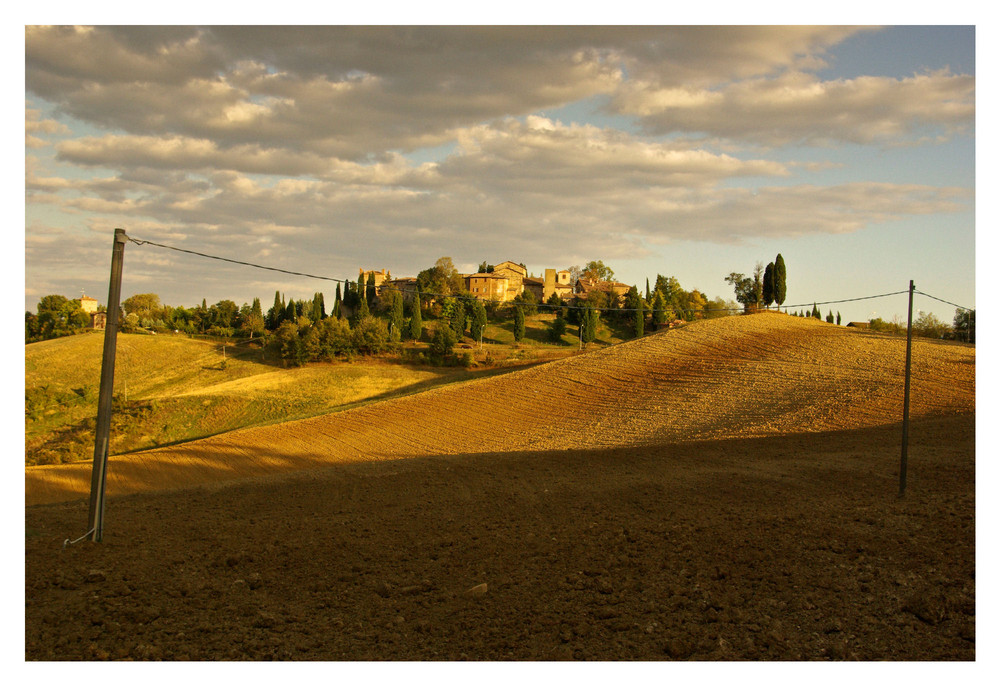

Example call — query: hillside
[25,314,974,505]
[25,332,522,466]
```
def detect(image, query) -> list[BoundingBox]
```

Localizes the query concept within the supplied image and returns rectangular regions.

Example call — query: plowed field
[26,314,974,505]
[25,314,976,660]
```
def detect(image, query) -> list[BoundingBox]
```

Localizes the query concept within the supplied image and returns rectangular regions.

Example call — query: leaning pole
[87,228,127,542]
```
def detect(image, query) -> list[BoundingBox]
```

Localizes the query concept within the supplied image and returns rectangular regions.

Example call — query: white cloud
[615,70,975,146]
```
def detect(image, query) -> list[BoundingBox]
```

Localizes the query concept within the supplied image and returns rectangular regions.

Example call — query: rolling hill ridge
[25,314,974,505]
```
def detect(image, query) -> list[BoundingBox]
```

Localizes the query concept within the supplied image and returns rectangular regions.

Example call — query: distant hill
[26,314,974,506]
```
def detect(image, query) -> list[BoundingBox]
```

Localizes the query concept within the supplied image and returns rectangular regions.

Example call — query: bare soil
[25,315,975,660]
[25,414,974,661]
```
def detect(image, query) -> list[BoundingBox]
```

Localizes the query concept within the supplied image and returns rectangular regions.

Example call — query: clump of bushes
[268,315,393,366]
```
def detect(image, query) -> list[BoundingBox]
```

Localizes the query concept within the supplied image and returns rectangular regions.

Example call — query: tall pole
[87,229,127,542]
[899,279,915,498]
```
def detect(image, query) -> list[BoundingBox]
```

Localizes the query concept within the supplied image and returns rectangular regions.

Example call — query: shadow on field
[25,413,974,660]
[26,413,973,509]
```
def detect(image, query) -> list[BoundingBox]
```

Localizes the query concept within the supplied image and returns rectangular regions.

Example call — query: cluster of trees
[24,295,95,343]
[869,309,975,341]
[725,254,787,312]
[788,304,842,324]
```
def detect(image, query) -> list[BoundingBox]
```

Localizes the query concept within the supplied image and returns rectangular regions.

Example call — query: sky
[23,23,977,326]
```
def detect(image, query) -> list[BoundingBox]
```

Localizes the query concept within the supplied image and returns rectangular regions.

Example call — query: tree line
[25,253,973,350]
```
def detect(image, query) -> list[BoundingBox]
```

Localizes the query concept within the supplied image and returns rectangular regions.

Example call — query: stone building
[79,294,99,314]
[359,268,391,295]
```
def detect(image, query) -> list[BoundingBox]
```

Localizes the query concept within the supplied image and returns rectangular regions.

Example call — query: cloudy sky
[24,24,976,325]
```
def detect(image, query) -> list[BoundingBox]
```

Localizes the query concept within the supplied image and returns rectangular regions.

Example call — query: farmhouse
[575,277,631,306]
[466,272,510,300]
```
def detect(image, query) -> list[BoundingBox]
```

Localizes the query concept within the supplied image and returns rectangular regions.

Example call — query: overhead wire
[124,233,967,319]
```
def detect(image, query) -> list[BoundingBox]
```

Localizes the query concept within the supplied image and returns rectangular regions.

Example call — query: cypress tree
[645,278,651,301]
[582,306,598,344]
[774,254,787,307]
[548,313,567,343]
[450,298,467,337]
[470,300,488,343]
[310,293,323,322]
[837,311,842,325]
[651,290,667,328]
[762,262,775,308]
[409,291,423,340]
[334,283,342,319]
[366,272,376,304]
[513,305,525,342]
[812,303,820,319]
[356,275,370,320]
[826,310,834,323]
[389,291,405,340]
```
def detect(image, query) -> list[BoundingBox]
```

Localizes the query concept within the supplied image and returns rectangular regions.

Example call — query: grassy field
[24,312,618,466]
[24,330,552,466]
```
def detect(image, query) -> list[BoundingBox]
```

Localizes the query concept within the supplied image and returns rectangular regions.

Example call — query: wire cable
[915,290,974,313]
[123,234,937,318]
[126,235,348,285]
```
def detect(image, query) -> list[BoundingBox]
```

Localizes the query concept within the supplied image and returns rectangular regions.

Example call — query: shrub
[548,315,568,343]
[351,315,390,355]
[429,324,457,356]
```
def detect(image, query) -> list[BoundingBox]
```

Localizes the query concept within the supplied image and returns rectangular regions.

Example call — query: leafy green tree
[548,314,568,343]
[417,257,465,297]
[582,260,615,282]
[513,289,538,316]
[449,297,467,337]
[352,315,390,354]
[953,308,975,343]
[429,323,457,356]
[122,293,161,320]
[914,311,950,339]
[271,321,306,366]
[513,305,525,342]
[470,300,488,342]
[751,262,764,308]
[774,254,787,307]
[624,286,643,337]
[651,290,668,327]
[725,272,757,311]
[316,317,353,359]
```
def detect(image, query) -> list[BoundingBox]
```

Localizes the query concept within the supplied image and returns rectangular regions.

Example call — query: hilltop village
[361,260,632,307]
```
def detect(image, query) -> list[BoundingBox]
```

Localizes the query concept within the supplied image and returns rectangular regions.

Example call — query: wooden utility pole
[899,280,915,498]
[87,229,127,542]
